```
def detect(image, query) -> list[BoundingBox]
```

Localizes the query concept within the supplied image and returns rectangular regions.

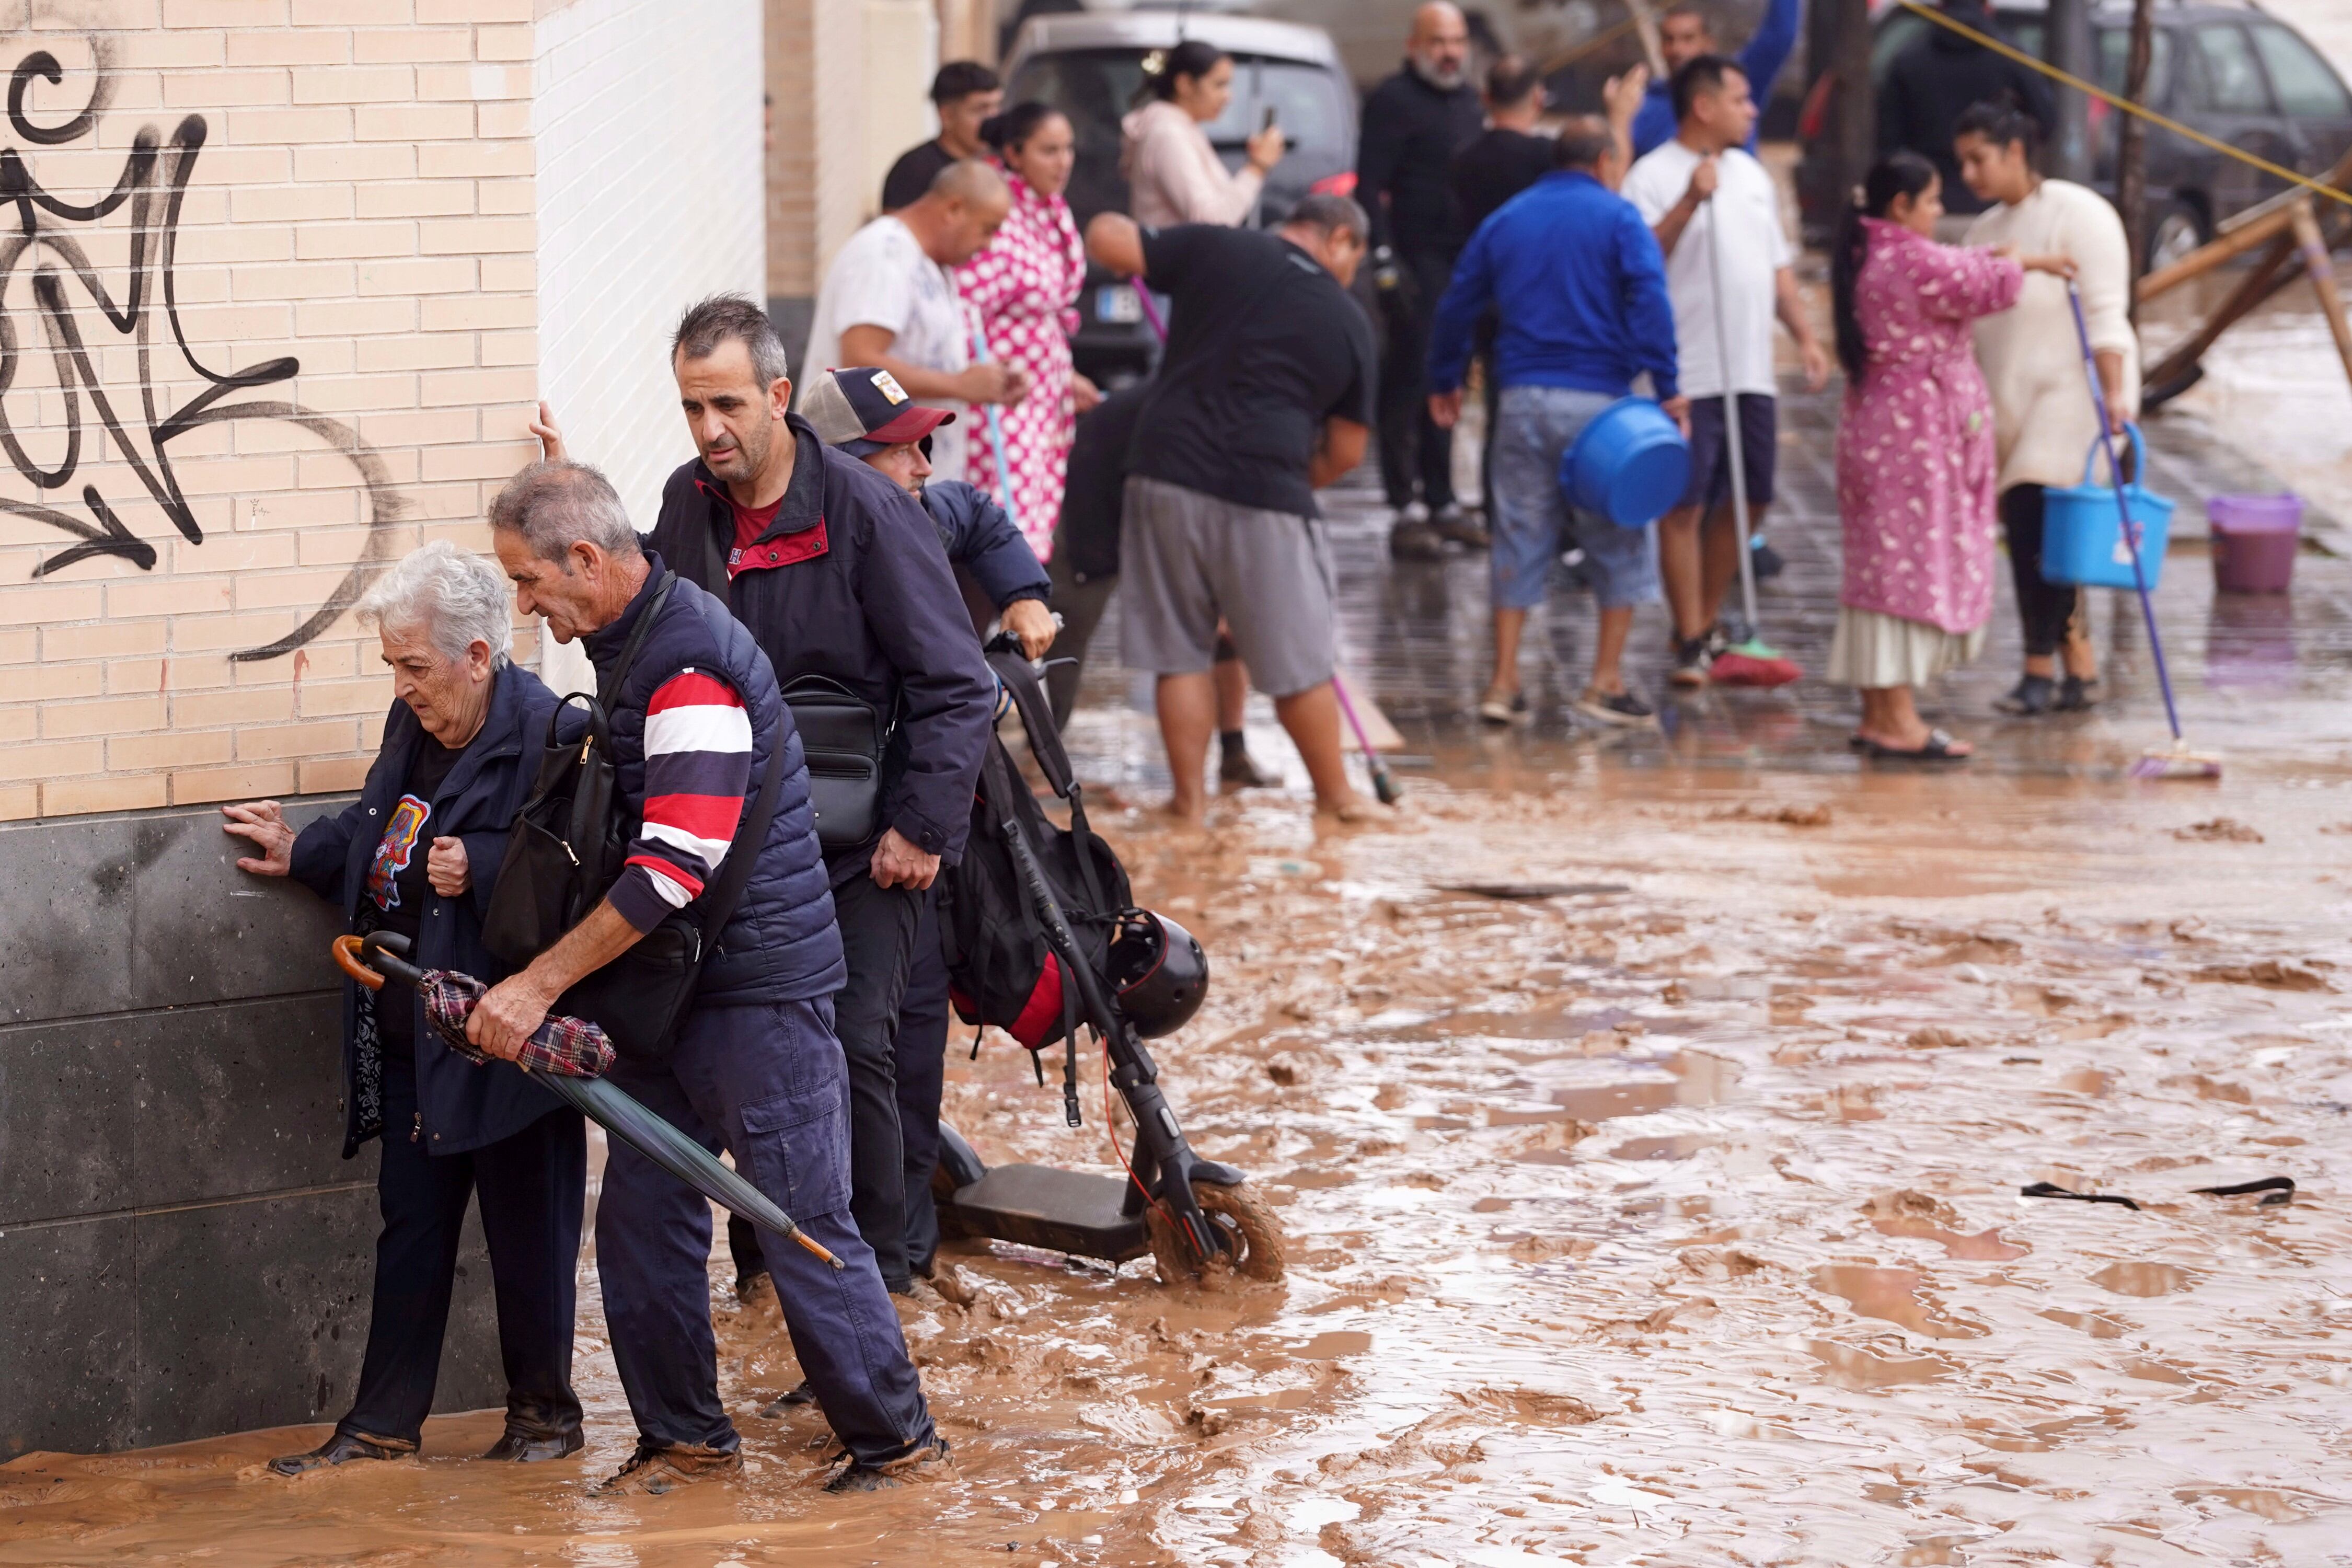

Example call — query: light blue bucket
[1560,396,1690,529]
[2040,423,2174,591]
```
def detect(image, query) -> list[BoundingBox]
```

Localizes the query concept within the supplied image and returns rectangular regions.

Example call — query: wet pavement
[10,364,2352,1562]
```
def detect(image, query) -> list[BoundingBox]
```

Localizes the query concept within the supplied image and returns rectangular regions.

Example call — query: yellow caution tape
[1895,0,2352,212]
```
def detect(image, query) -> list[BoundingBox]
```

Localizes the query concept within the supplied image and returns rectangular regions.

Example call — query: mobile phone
[1260,105,1277,133]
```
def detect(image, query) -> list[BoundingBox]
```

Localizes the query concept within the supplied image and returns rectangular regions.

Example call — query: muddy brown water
[11,750,2352,1564]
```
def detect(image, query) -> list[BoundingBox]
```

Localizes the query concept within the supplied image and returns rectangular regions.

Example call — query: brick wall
[0,0,762,818]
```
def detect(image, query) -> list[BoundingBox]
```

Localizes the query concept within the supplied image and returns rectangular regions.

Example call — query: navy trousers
[595,997,933,1465]
[340,1061,585,1448]
[893,891,952,1278]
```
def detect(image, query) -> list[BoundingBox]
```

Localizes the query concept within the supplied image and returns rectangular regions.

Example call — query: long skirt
[1827,606,1988,689]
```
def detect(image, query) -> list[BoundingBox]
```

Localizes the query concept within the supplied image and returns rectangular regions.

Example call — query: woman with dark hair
[1120,40,1287,227]
[1955,96,2139,716]
[1830,151,2069,759]
[958,101,1094,559]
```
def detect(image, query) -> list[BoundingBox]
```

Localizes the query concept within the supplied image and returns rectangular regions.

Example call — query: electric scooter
[929,642,1284,1286]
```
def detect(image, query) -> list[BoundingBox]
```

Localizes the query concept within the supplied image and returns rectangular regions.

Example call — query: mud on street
[9,713,2352,1562]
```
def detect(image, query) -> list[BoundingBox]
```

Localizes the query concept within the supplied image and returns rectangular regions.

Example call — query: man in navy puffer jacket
[473,460,944,1497]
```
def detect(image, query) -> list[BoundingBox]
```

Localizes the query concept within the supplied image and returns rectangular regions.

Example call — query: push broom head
[1711,644,1802,688]
[2129,741,2223,780]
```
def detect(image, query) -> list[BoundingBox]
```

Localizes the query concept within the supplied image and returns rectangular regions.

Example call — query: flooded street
[13,245,2352,1565]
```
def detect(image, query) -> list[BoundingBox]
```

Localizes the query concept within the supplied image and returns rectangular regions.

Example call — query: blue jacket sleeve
[290,799,363,908]
[928,482,1050,609]
[859,489,997,861]
[1632,86,1677,158]
[1425,224,1496,394]
[1618,211,1680,400]
[1740,0,1802,99]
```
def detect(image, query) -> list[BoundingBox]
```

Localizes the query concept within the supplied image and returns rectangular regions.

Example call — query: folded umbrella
[333,934,841,1270]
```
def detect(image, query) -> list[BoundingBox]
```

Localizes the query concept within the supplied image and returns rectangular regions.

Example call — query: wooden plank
[2217,143,2352,236]
[1333,668,1403,754]
[2136,201,2295,303]
[2143,228,2302,390]
[2290,198,2352,390]
[1622,0,1668,78]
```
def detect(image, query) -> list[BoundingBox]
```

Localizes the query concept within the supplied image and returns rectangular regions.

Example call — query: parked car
[1793,0,2352,268]
[1002,11,1359,384]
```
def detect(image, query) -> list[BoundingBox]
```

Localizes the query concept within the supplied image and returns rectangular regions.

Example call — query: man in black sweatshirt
[1356,1,1486,560]
[1877,0,2054,216]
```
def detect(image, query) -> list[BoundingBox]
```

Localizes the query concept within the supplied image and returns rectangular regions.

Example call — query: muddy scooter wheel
[1147,1181,1286,1287]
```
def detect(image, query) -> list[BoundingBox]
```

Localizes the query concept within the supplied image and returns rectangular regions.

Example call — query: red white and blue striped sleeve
[610,667,754,934]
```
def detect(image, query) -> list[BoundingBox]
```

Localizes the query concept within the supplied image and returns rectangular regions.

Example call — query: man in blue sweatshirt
[1630,0,1802,157]
[1427,118,1684,731]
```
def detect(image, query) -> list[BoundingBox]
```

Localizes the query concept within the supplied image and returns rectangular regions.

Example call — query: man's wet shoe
[823,1435,951,1494]
[1430,506,1489,550]
[1219,742,1281,788]
[590,1441,741,1497]
[1388,519,1445,561]
[479,1427,584,1462]
[2056,674,2099,711]
[1994,674,2056,716]
[267,1430,414,1476]
[759,1378,818,1419]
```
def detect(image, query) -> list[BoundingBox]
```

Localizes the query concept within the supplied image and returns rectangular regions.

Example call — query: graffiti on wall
[0,42,402,662]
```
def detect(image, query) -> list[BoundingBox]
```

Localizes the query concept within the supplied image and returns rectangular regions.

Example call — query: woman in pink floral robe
[1830,153,2062,760]
[959,105,1096,561]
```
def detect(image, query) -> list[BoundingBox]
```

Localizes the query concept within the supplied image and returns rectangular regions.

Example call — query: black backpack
[939,648,1131,1117]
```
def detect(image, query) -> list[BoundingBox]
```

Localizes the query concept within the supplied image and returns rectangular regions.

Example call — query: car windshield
[1008,49,1350,223]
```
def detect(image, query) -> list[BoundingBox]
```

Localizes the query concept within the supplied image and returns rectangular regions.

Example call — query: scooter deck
[940,1162,1150,1264]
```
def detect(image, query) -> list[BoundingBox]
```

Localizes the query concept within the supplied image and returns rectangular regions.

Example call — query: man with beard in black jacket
[1357,1,1486,561]
[1877,0,2054,216]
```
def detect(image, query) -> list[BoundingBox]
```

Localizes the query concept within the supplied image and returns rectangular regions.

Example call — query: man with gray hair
[471,459,946,1495]
[1083,195,1382,823]
[800,157,1028,483]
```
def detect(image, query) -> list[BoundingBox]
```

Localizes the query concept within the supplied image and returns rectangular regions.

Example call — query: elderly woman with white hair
[221,540,586,1476]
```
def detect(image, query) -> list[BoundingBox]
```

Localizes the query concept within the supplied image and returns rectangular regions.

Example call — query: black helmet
[1106,908,1208,1037]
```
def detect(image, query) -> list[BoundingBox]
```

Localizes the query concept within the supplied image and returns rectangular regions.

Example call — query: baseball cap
[802,366,956,456]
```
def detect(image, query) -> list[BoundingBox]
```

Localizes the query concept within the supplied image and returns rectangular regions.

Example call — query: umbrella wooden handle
[332,935,386,991]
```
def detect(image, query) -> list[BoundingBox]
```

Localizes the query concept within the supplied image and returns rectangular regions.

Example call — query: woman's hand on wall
[221,802,295,877]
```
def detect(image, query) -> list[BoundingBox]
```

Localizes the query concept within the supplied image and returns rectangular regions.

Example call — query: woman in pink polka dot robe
[959,103,1098,561]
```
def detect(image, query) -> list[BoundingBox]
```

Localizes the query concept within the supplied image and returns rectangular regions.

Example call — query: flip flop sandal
[1864,728,1971,763]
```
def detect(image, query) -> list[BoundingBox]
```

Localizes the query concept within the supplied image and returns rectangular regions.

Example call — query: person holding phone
[1120,39,1286,228]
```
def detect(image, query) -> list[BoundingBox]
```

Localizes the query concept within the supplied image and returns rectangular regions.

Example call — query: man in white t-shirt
[801,159,1028,485]
[1621,55,1827,688]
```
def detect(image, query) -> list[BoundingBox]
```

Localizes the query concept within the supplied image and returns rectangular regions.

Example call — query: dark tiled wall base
[0,802,504,1456]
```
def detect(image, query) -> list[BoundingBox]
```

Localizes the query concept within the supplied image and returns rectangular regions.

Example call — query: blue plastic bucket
[1561,396,1690,529]
[2040,423,2174,591]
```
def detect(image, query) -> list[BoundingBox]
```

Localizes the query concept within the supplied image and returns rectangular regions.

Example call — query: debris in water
[2020,1180,2141,1210]
[2193,959,2331,991]
[2192,1175,2295,1206]
[1714,802,1834,827]
[1439,880,1630,899]
[2174,817,2264,843]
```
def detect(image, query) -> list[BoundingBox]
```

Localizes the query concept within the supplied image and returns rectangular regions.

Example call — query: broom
[2065,281,2220,780]
[1701,193,1801,689]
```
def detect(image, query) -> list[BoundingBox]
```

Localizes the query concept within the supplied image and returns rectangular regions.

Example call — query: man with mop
[1622,55,1829,690]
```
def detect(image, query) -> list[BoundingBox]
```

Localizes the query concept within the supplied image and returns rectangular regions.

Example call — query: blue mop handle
[2066,280,2184,744]
[967,316,1024,536]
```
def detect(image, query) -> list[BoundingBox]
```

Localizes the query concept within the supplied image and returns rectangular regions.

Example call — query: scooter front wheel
[1147,1180,1286,1287]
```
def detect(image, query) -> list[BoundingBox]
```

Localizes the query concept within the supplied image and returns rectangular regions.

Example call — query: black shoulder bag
[482,571,786,1063]
[781,672,893,853]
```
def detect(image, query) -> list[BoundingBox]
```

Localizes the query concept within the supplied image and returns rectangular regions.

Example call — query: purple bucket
[2209,493,2301,594]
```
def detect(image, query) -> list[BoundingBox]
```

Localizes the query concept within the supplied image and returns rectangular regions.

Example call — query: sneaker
[734,1270,780,1326]
[758,1378,818,1419]
[1669,636,1713,689]
[822,1435,952,1494]
[1993,674,2056,716]
[1751,538,1786,581]
[590,1441,741,1497]
[1388,519,1444,562]
[1573,688,1656,728]
[1430,505,1489,550]
[1477,691,1531,727]
[268,1429,414,1477]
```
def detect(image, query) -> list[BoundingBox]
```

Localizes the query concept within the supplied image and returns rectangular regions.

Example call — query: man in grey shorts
[1426,117,1687,729]
[1085,195,1383,821]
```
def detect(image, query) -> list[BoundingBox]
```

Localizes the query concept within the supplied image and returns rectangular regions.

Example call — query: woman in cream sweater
[1120,39,1287,227]
[1957,98,2140,718]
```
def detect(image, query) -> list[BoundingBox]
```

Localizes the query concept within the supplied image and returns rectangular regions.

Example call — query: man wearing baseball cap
[544,295,996,1311]
[721,365,1058,1314]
